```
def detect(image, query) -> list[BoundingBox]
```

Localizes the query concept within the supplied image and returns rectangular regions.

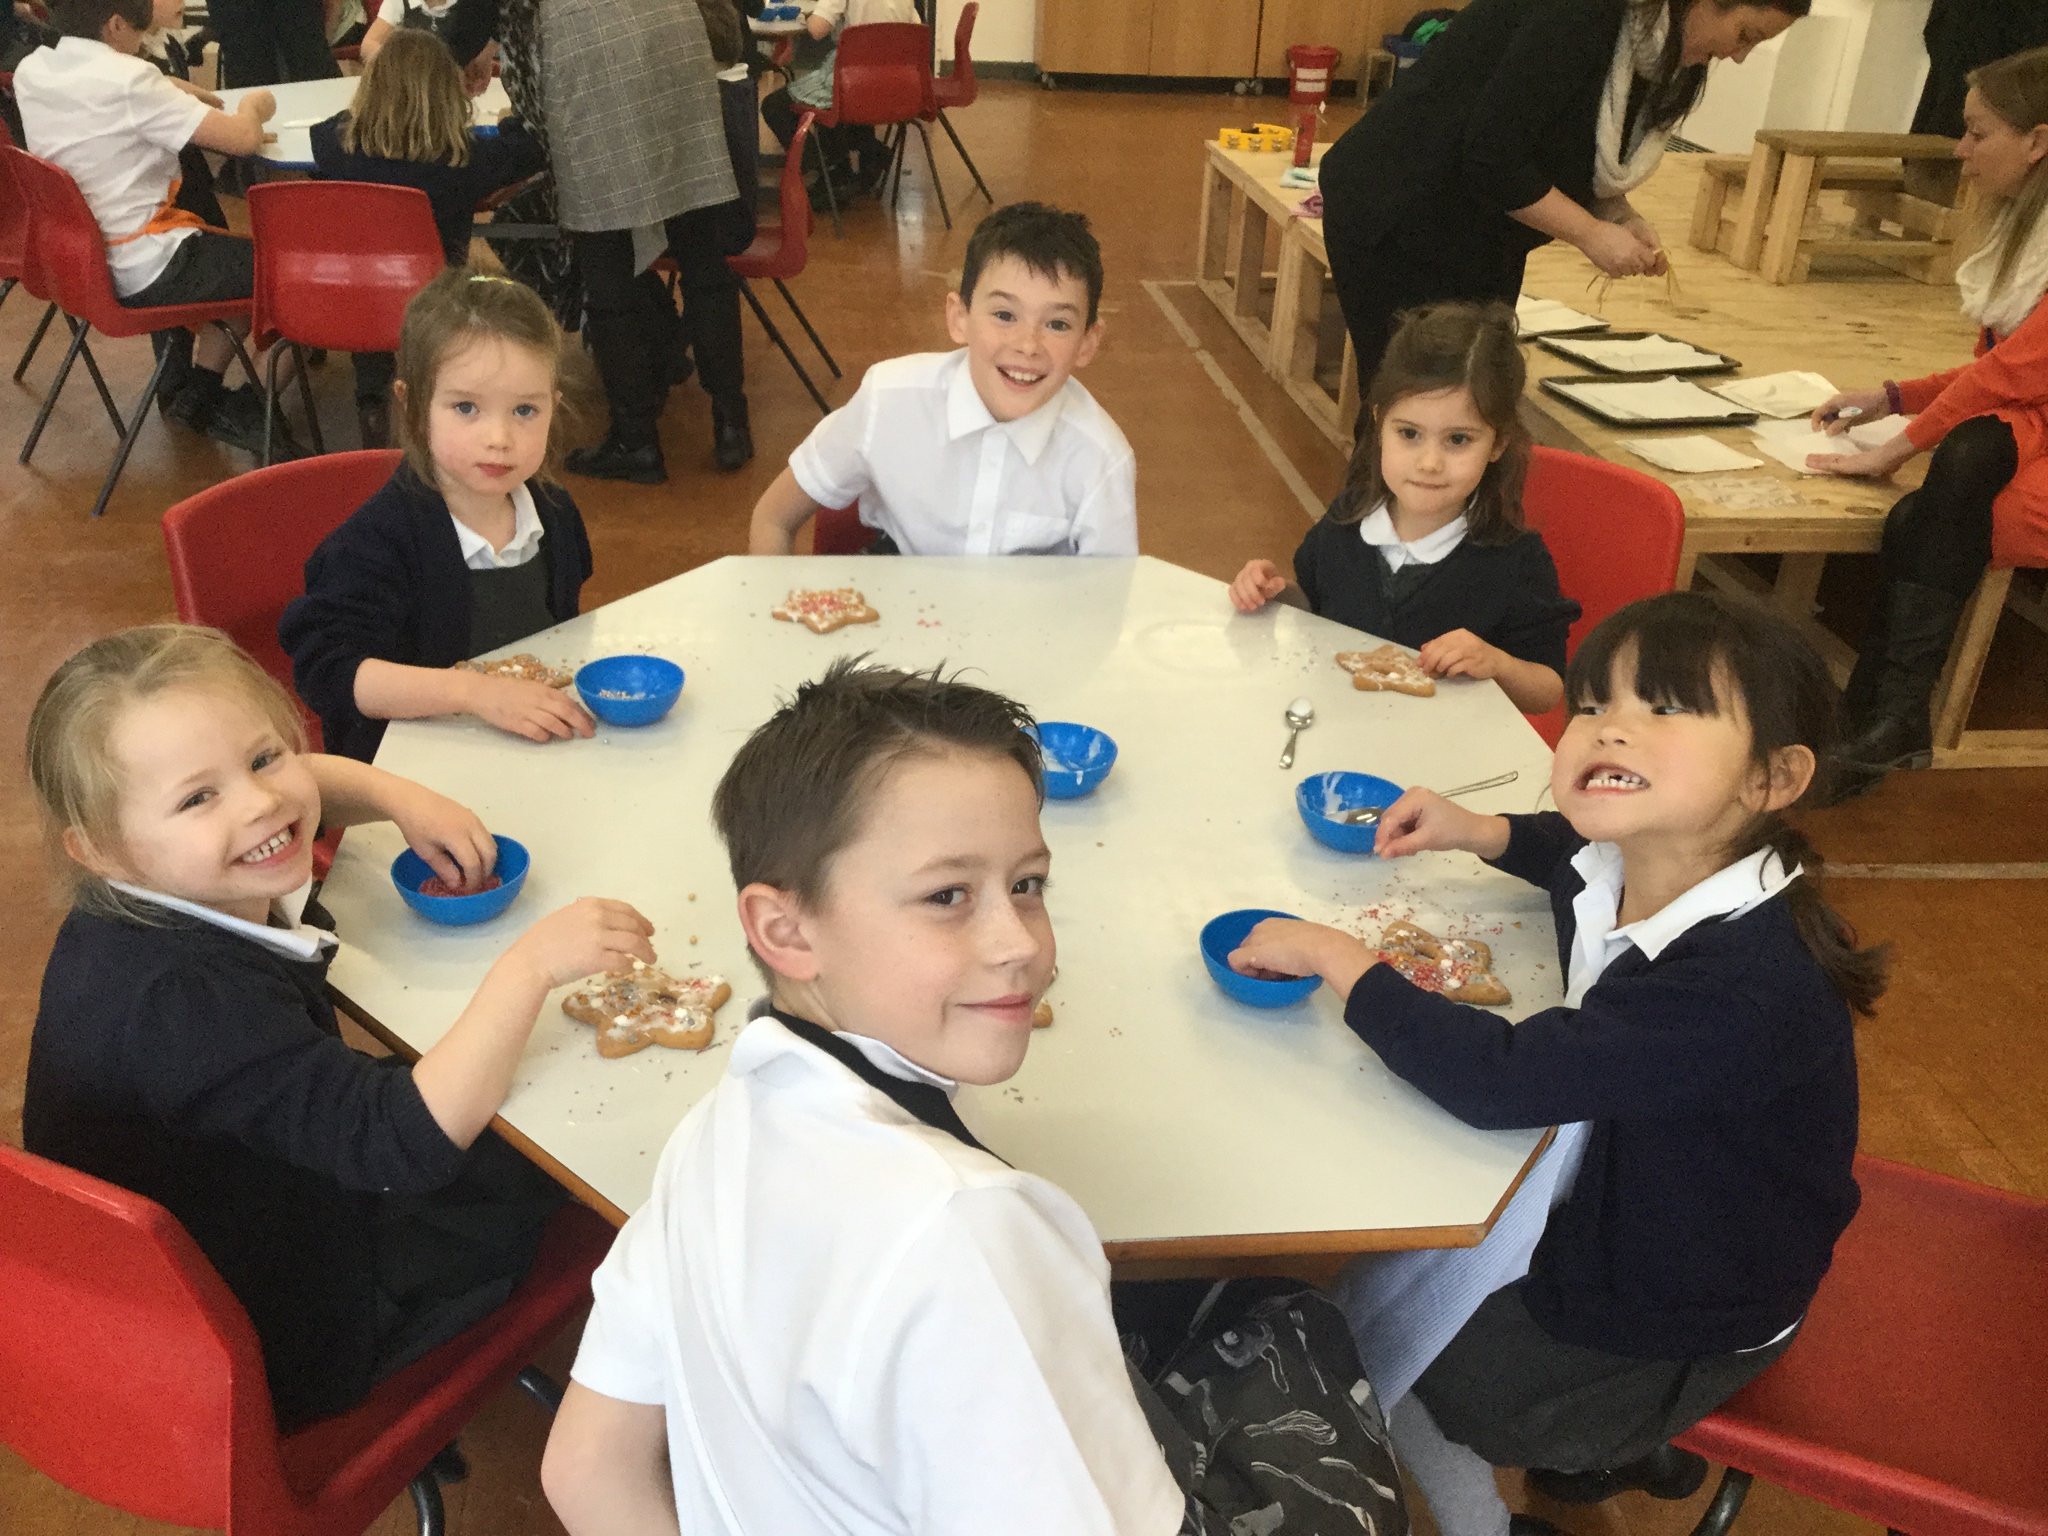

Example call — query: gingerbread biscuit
[460,653,575,689]
[563,964,732,1058]
[1335,644,1436,697]
[1032,1000,1054,1029]
[1375,920,1511,1006]
[772,587,881,634]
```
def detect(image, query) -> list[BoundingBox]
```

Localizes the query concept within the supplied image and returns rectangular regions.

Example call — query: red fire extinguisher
[1285,44,1340,168]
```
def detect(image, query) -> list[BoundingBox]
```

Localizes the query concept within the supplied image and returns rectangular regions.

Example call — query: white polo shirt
[449,484,545,571]
[13,37,211,297]
[570,1015,1182,1536]
[788,349,1139,556]
[1356,502,1468,571]
[106,879,336,960]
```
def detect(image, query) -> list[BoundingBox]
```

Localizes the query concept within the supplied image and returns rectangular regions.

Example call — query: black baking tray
[1539,374,1761,430]
[1536,331,1740,376]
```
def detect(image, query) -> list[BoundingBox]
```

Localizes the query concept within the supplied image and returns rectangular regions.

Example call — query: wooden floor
[2,84,2043,1535]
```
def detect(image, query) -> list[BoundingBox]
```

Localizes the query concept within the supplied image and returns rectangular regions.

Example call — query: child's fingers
[418,845,466,888]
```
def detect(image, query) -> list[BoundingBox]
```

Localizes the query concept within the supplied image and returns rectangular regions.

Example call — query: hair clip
[466,273,519,286]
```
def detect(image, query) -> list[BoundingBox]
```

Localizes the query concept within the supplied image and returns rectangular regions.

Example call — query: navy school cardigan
[309,114,546,267]
[279,461,592,762]
[1345,812,1862,1360]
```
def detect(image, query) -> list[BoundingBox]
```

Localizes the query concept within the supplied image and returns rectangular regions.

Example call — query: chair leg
[807,130,842,239]
[20,313,90,465]
[263,344,281,468]
[88,346,177,518]
[771,277,840,378]
[407,1473,446,1536]
[937,110,993,205]
[912,120,951,230]
[886,125,909,211]
[69,324,124,435]
[1686,1467,1754,1536]
[740,277,830,414]
[516,1364,565,1413]
[291,339,325,456]
[13,300,57,382]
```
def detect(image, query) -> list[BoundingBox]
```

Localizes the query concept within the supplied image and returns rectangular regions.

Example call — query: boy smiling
[748,202,1139,556]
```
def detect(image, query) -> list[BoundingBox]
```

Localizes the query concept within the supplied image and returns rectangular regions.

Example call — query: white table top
[749,14,809,36]
[218,76,514,168]
[319,556,1562,1259]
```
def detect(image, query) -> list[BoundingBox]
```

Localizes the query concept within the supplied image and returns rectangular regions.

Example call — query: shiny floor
[2,83,2043,1536]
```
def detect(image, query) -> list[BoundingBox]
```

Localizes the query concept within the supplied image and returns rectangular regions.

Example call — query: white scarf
[1592,4,1672,200]
[1954,205,2048,337]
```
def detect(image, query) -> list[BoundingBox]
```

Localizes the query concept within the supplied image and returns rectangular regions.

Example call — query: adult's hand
[1807,388,1892,435]
[1617,213,1668,275]
[1806,432,1917,479]
[462,40,498,96]
[1581,220,1659,278]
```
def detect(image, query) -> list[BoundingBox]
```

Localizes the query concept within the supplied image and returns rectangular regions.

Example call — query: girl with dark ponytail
[1227,589,1880,1535]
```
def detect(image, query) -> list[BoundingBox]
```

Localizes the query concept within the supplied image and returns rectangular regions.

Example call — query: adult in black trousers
[1317,0,1808,423]
[208,0,342,87]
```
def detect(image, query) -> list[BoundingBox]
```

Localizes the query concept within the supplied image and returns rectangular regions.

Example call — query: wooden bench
[1744,130,1979,286]
[1687,153,1907,270]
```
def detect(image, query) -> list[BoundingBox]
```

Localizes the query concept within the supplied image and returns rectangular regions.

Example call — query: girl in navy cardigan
[1231,591,1884,1536]
[281,267,596,763]
[1229,302,1580,714]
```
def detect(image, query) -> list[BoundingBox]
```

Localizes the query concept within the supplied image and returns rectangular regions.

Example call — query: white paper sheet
[1711,370,1839,419]
[1751,417,1912,475]
[1624,435,1765,473]
[1548,335,1726,372]
[1515,296,1607,336]
[1550,375,1757,423]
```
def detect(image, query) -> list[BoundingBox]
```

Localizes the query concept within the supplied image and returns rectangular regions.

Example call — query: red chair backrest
[734,111,819,282]
[831,22,934,126]
[1519,444,1685,744]
[0,1142,283,1528]
[938,1,978,106]
[248,180,444,354]
[162,449,403,740]
[813,502,867,553]
[5,146,124,321]
[0,126,30,284]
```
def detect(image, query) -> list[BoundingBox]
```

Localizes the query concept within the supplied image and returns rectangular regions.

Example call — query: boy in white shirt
[14,0,283,454]
[748,202,1139,558]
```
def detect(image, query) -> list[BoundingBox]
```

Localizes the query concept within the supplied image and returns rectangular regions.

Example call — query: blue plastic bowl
[1034,721,1118,799]
[575,655,684,727]
[1199,908,1321,1008]
[1296,771,1406,854]
[392,835,530,926]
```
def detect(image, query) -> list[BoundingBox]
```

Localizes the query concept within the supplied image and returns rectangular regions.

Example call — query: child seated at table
[357,0,457,63]
[759,0,917,201]
[540,658,1405,1536]
[310,29,545,446]
[1229,591,1881,1536]
[13,0,285,455]
[22,624,656,1429]
[1228,302,1579,714]
[280,266,597,762]
[747,201,1138,557]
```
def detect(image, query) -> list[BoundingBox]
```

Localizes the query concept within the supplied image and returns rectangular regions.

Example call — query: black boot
[1526,1444,1708,1505]
[566,433,668,485]
[713,392,753,472]
[356,397,390,450]
[1509,1517,1568,1536]
[1826,580,1967,800]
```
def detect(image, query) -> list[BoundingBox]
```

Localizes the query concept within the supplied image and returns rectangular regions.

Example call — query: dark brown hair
[51,0,149,38]
[1566,591,1888,1016]
[1337,301,1530,545]
[1631,0,1813,138]
[712,658,1043,918]
[958,202,1104,326]
[393,266,591,482]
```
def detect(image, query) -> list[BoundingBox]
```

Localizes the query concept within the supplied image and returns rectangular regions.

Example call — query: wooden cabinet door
[1148,0,1260,78]
[1037,0,1158,75]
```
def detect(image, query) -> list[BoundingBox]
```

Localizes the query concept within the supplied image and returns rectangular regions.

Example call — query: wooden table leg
[1730,141,1783,271]
[1268,227,1309,384]
[1674,550,1700,590]
[1232,196,1270,331]
[1760,151,1819,285]
[1931,567,2015,752]
[1196,158,1228,287]
[1771,552,1826,619]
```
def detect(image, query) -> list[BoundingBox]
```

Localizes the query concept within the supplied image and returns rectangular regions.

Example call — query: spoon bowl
[1278,696,1314,769]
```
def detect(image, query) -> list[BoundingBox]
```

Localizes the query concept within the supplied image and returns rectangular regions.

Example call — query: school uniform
[569,1008,1184,1535]
[1345,812,1861,1469]
[279,461,592,761]
[23,886,558,1429]
[310,116,546,266]
[789,349,1139,556]
[1292,503,1579,679]
[373,0,456,34]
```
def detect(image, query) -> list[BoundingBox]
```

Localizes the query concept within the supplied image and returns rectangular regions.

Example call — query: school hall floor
[1,83,2043,1536]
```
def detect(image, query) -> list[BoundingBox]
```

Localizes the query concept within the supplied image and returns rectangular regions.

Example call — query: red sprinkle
[420,873,503,898]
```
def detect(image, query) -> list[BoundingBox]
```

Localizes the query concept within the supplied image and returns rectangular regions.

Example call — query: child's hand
[1228,918,1375,999]
[1418,629,1504,681]
[1228,559,1289,613]
[462,672,597,743]
[239,88,277,122]
[509,898,657,990]
[1374,788,1507,860]
[387,781,498,891]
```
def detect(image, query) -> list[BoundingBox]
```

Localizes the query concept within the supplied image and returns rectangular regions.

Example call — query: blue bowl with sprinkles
[1200,908,1320,1008]
[1296,771,1406,854]
[392,835,529,925]
[575,655,684,727]
[1034,721,1118,799]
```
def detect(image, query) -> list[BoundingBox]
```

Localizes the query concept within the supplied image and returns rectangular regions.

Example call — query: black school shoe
[1525,1444,1709,1505]
[1510,1517,1568,1536]
[565,434,667,485]
[713,393,753,472]
[164,380,306,460]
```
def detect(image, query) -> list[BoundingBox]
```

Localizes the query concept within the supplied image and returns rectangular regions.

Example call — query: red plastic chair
[1519,444,1685,746]
[813,21,947,236]
[0,1140,613,1536]
[248,180,445,465]
[1675,1155,2048,1536]
[729,112,841,415]
[813,501,869,554]
[8,145,257,517]
[0,113,61,395]
[923,1,993,207]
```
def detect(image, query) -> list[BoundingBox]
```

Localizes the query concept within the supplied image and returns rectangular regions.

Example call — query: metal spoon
[1338,769,1521,826]
[1278,697,1314,769]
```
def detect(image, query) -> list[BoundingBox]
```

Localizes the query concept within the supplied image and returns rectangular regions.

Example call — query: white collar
[108,878,335,960]
[743,997,962,1093]
[1357,502,1468,566]
[450,483,544,570]
[943,348,1067,465]
[1569,843,1802,961]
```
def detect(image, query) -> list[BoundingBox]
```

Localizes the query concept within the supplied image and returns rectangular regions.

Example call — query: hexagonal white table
[320,556,1563,1263]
